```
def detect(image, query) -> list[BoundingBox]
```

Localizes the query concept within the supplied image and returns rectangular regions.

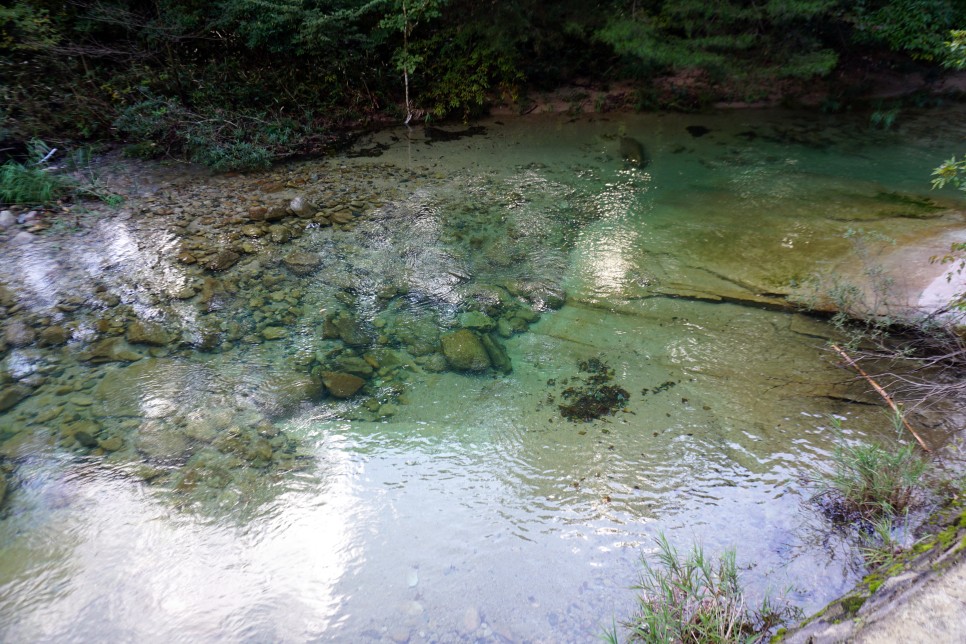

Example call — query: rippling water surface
[1,108,965,642]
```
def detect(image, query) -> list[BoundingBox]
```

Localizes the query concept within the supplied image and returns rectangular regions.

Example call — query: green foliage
[849,0,964,61]
[619,535,799,643]
[946,29,966,67]
[823,419,927,522]
[114,94,307,171]
[596,0,840,84]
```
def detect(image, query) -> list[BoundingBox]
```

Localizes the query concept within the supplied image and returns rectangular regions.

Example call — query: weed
[617,535,799,643]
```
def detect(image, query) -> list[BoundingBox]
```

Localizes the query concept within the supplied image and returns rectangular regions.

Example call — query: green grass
[826,439,927,522]
[0,160,67,206]
[609,535,799,643]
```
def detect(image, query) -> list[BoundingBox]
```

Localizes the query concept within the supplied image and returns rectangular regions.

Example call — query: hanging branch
[831,344,931,453]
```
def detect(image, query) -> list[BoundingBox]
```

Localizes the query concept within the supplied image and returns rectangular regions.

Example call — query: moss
[914,537,936,555]
[770,627,788,642]
[866,575,884,593]
[937,525,958,549]
[956,510,966,529]
[840,594,868,616]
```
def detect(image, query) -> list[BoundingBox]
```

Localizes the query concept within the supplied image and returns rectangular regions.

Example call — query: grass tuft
[613,535,799,643]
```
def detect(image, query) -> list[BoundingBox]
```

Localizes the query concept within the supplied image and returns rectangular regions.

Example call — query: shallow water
[1,108,965,642]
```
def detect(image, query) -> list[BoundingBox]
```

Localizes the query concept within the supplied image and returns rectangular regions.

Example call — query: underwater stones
[458,311,495,332]
[321,371,366,398]
[289,195,317,219]
[241,224,265,238]
[254,375,323,416]
[177,251,197,264]
[324,311,372,347]
[98,435,124,452]
[619,136,650,168]
[263,205,288,221]
[441,329,491,372]
[0,285,15,308]
[4,319,36,347]
[126,320,171,346]
[207,249,241,272]
[331,354,374,378]
[268,224,290,243]
[504,281,566,310]
[480,333,512,374]
[80,337,142,363]
[282,251,321,276]
[135,420,190,462]
[419,353,449,372]
[0,472,6,508]
[0,384,32,411]
[261,326,287,341]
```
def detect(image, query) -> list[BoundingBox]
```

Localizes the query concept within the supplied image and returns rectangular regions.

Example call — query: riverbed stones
[135,419,190,462]
[207,249,241,272]
[441,329,491,372]
[321,371,366,398]
[331,354,374,378]
[4,319,36,347]
[42,325,70,347]
[282,251,321,276]
[80,337,142,363]
[0,210,15,229]
[480,333,512,374]
[458,311,495,332]
[127,320,171,346]
[261,326,286,340]
[289,195,317,218]
[0,384,32,412]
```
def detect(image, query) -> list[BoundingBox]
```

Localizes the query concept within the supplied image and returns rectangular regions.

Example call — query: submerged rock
[619,136,650,168]
[441,329,491,372]
[207,249,241,272]
[480,333,512,374]
[322,371,366,398]
[0,384,32,412]
[80,337,142,363]
[4,319,36,347]
[282,251,321,276]
[289,195,317,219]
[127,320,171,346]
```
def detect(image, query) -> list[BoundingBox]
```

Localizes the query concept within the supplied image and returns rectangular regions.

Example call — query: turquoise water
[1,108,964,642]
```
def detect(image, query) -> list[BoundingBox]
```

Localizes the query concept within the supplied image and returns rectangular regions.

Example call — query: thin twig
[831,344,931,453]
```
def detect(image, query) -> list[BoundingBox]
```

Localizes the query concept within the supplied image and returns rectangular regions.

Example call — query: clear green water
[1,108,964,642]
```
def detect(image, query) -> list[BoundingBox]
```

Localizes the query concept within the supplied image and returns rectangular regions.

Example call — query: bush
[613,535,798,643]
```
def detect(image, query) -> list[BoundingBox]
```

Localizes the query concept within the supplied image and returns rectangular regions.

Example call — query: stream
[1,107,965,642]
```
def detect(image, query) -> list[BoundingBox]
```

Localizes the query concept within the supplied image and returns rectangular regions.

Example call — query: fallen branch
[831,344,931,452]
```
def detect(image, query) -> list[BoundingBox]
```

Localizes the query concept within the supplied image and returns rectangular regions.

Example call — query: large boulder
[441,329,491,372]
